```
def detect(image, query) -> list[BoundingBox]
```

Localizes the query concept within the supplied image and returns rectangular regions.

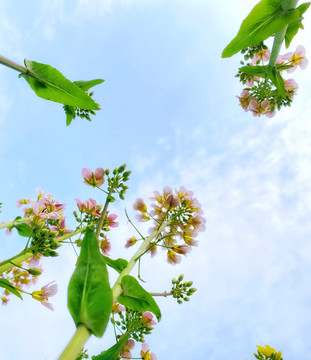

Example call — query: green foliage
[10,217,33,237]
[0,279,23,300]
[64,79,104,126]
[20,59,100,110]
[102,256,128,274]
[118,275,161,321]
[222,0,300,58]
[68,228,112,337]
[91,334,130,360]
[265,67,286,97]
[285,2,310,48]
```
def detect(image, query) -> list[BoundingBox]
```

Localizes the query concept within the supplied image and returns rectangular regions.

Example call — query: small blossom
[167,250,181,265]
[142,311,157,327]
[140,343,157,360]
[75,198,101,217]
[125,237,137,248]
[82,167,105,187]
[251,49,271,64]
[16,198,30,207]
[257,345,277,357]
[1,296,9,305]
[112,302,126,313]
[99,239,111,256]
[31,281,58,311]
[120,339,135,360]
[107,213,119,228]
[172,244,191,255]
[133,198,147,212]
[283,45,308,73]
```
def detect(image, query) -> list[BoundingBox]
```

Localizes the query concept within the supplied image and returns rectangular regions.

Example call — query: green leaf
[222,0,300,58]
[102,256,128,274]
[265,66,286,97]
[239,65,268,77]
[68,228,113,337]
[92,334,130,360]
[118,275,161,321]
[285,2,310,48]
[74,79,104,92]
[64,104,76,126]
[14,223,32,237]
[0,279,23,300]
[21,60,100,110]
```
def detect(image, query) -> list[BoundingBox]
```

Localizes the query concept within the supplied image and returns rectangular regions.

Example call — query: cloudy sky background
[1,0,311,359]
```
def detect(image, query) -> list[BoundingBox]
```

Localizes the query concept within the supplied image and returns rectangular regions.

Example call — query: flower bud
[105,168,110,175]
[118,164,126,173]
[28,268,42,276]
[178,274,184,282]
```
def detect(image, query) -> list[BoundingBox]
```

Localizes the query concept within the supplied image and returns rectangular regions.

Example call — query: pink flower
[133,198,147,212]
[283,45,308,73]
[107,213,119,228]
[112,302,126,313]
[82,168,105,187]
[172,244,191,255]
[236,90,251,111]
[249,99,270,117]
[99,239,111,256]
[31,281,58,311]
[142,311,157,327]
[125,237,137,248]
[167,250,181,265]
[140,343,157,360]
[251,49,271,64]
[121,339,135,360]
[75,198,101,217]
[16,198,30,207]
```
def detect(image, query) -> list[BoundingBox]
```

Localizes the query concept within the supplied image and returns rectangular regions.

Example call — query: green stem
[149,292,172,297]
[0,217,33,230]
[268,0,298,67]
[0,55,30,74]
[95,188,113,240]
[58,325,91,360]
[111,219,170,301]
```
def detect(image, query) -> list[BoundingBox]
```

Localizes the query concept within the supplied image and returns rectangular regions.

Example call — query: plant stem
[0,217,33,230]
[149,292,172,297]
[58,325,91,360]
[0,55,29,74]
[268,0,298,67]
[111,220,170,301]
[95,188,113,240]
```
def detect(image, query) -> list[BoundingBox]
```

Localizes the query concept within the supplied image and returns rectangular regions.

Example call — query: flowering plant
[223,0,310,117]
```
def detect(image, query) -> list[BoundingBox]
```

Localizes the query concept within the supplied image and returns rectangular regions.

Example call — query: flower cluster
[111,304,158,360]
[129,186,206,264]
[20,188,65,221]
[255,345,282,360]
[237,43,308,117]
[1,255,42,305]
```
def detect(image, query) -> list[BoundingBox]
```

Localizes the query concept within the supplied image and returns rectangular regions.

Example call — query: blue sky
[1,0,311,359]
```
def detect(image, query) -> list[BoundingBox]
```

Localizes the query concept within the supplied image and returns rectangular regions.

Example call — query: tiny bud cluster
[171,274,197,304]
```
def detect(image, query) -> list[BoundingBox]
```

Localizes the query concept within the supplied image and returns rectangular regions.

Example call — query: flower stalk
[269,0,298,67]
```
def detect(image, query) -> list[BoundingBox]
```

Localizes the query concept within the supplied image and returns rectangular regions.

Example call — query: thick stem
[0,55,29,74]
[268,0,298,67]
[111,220,170,301]
[58,325,91,360]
